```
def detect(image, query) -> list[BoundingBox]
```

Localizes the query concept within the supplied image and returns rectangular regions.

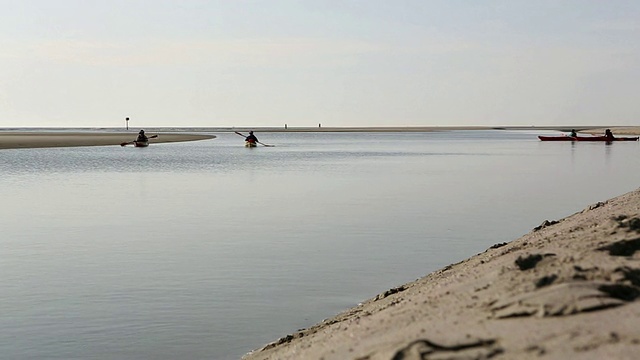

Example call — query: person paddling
[136,129,148,143]
[245,131,258,145]
[233,130,274,147]
[569,129,577,137]
[605,129,615,141]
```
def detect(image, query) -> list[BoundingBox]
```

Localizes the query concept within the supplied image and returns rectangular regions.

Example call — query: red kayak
[538,135,639,142]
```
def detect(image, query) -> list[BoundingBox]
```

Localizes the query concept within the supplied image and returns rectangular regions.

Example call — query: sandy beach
[243,188,640,359]
[0,132,215,149]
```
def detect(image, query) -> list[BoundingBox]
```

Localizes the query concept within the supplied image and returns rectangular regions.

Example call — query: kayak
[120,135,157,147]
[538,136,639,142]
[245,141,257,148]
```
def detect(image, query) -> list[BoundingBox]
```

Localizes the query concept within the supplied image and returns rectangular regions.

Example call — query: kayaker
[245,131,258,145]
[136,129,148,143]
[605,129,614,140]
[569,129,577,137]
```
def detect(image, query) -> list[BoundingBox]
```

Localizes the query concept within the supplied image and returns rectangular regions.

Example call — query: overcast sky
[0,0,638,128]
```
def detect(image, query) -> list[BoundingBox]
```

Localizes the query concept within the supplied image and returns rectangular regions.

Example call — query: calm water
[1,130,639,359]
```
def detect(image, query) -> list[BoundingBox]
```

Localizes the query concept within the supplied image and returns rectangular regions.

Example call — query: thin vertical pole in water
[126,117,129,130]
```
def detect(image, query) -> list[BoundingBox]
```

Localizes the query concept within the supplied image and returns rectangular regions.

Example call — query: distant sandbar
[0,132,215,150]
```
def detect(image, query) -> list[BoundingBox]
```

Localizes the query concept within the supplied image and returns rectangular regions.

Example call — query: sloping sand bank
[0,132,215,149]
[244,189,640,359]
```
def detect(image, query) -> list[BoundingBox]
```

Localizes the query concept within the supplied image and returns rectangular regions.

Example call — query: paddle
[121,134,158,146]
[234,131,274,147]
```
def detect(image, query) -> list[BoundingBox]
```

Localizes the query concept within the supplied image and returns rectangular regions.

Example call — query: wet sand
[243,188,640,359]
[0,132,215,149]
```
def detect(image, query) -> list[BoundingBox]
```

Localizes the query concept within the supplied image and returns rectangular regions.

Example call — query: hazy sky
[1,0,638,128]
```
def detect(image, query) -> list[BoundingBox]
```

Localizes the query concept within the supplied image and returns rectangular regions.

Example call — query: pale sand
[243,188,640,359]
[0,132,215,149]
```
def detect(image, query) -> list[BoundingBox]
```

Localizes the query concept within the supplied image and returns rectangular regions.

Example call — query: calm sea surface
[1,130,639,359]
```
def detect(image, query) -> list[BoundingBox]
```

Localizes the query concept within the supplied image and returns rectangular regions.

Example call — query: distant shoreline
[2,125,639,134]
[224,126,640,134]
